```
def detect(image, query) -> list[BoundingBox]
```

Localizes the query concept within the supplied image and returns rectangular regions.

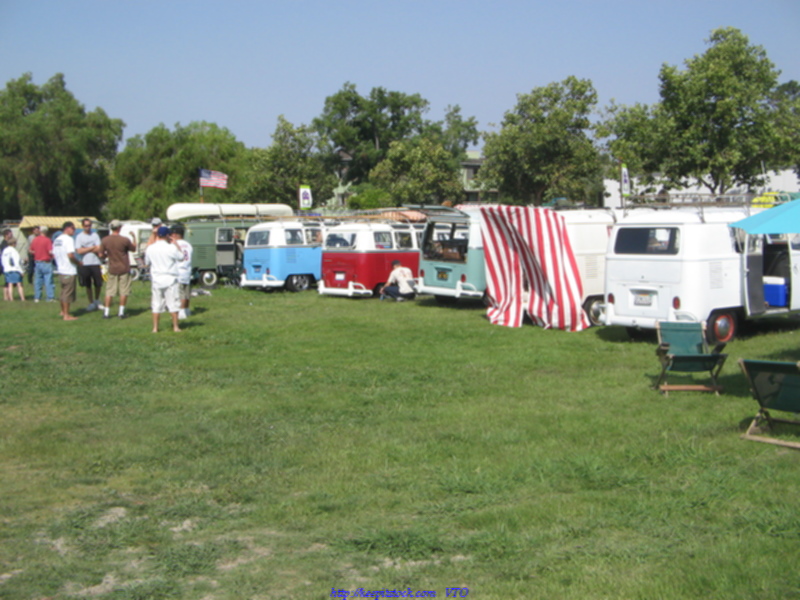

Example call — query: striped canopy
[480,206,589,331]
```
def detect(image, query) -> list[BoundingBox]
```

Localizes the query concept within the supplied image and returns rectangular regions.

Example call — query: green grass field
[1,286,799,600]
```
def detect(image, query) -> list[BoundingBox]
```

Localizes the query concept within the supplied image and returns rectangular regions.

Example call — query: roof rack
[621,192,792,221]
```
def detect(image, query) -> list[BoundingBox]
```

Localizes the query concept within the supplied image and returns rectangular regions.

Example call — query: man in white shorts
[144,226,185,333]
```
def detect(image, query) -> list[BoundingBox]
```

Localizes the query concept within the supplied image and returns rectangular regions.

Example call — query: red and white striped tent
[480,206,589,331]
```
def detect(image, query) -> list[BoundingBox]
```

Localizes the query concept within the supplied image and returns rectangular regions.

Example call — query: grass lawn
[1,285,799,600]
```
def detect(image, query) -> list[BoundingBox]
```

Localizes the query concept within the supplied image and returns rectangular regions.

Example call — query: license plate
[334,272,345,281]
[437,271,449,281]
[634,293,652,306]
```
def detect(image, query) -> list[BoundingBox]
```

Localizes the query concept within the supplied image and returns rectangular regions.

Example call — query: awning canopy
[728,200,800,235]
[18,216,100,231]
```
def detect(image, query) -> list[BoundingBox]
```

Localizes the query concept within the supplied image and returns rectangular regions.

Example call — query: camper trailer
[239,220,324,292]
[318,221,422,297]
[417,206,615,323]
[602,205,800,342]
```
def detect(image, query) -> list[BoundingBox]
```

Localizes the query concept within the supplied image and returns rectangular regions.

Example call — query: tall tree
[313,83,430,184]
[0,73,124,220]
[656,27,781,193]
[235,116,336,209]
[479,77,601,205]
[369,138,463,205]
[107,121,245,219]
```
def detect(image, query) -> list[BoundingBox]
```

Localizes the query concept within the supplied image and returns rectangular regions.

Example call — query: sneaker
[103,314,112,319]
[118,314,128,319]
[85,303,97,312]
[396,297,406,302]
[34,299,40,303]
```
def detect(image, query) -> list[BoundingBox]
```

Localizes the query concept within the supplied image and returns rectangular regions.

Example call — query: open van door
[743,234,765,316]
[790,234,800,311]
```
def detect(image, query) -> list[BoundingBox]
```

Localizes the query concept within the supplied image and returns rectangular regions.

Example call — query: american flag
[480,206,589,331]
[199,169,228,189]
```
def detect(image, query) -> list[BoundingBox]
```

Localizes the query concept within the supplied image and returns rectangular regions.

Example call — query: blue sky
[2,0,799,150]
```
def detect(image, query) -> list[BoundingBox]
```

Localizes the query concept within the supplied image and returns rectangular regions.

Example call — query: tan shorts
[178,283,191,301]
[59,275,76,303]
[107,273,132,298]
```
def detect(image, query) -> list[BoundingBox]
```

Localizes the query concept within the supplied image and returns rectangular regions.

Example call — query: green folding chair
[739,359,800,449]
[655,321,727,395]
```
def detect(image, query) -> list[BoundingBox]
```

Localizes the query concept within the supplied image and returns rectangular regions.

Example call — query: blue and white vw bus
[240,220,323,292]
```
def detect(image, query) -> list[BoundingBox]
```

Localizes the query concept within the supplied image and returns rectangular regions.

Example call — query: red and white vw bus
[318,221,422,297]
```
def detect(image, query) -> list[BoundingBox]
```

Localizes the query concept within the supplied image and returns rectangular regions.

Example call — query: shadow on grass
[413,295,487,311]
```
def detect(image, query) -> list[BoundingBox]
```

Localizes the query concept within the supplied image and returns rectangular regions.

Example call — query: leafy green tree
[656,27,782,193]
[313,83,430,184]
[479,76,602,205]
[235,116,336,209]
[346,183,393,210]
[0,73,124,220]
[369,138,463,205]
[107,121,245,219]
[771,80,800,176]
[422,104,480,167]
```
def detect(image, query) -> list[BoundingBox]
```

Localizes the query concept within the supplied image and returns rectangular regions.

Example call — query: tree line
[1,27,798,222]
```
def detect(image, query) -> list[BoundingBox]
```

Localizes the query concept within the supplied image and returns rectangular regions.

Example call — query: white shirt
[53,234,78,276]
[175,239,193,284]
[386,265,415,295]
[1,246,22,274]
[145,239,185,288]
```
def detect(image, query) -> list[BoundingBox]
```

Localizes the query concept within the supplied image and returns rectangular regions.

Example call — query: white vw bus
[604,206,800,342]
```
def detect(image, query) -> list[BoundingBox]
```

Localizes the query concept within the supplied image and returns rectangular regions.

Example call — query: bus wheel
[201,271,218,288]
[286,274,311,292]
[583,296,605,327]
[708,310,738,344]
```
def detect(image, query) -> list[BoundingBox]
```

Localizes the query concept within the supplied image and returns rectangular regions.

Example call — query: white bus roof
[615,206,763,226]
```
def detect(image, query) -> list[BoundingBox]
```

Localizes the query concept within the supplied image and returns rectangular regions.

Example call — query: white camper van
[604,206,800,342]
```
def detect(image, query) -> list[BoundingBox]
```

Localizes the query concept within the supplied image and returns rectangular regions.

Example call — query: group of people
[2,217,194,333]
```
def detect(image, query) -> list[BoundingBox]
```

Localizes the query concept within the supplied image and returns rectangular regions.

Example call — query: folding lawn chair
[655,321,727,395]
[739,359,800,449]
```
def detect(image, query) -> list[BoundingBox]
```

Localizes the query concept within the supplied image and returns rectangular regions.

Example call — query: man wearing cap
[52,221,80,320]
[170,224,194,319]
[75,218,103,312]
[29,226,55,302]
[100,219,136,319]
[146,217,163,247]
[144,225,185,333]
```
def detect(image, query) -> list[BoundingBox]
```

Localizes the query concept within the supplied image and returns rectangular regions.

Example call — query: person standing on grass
[52,221,80,321]
[100,219,136,319]
[75,218,103,312]
[1,237,25,301]
[26,226,39,284]
[379,260,417,302]
[30,226,55,302]
[170,224,194,320]
[144,226,185,333]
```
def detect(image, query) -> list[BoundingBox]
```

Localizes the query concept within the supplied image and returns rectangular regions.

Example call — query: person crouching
[144,226,185,333]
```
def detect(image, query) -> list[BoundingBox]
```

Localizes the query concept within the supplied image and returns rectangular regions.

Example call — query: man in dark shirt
[99,220,136,319]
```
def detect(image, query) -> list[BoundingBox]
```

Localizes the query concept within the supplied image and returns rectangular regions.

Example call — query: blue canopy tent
[729,199,800,234]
